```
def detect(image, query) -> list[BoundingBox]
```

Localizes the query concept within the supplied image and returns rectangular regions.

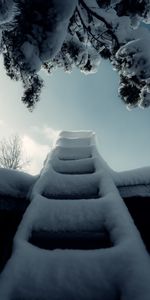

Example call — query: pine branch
[79,0,119,50]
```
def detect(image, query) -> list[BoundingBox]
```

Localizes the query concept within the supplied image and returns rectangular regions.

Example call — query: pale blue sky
[0,56,150,174]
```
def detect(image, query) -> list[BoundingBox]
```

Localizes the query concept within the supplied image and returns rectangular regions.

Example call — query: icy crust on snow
[0,168,38,199]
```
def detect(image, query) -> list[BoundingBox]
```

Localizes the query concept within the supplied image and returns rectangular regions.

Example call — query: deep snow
[0,130,150,300]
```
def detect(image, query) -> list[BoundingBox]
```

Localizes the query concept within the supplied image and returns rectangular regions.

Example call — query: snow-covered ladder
[0,131,150,300]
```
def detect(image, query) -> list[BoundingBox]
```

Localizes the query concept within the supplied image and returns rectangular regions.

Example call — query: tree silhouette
[0,0,150,109]
[0,135,30,170]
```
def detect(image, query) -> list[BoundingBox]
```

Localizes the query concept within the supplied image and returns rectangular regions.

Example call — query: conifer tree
[0,0,150,109]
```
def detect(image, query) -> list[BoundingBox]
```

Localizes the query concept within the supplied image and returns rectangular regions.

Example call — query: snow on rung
[56,136,95,148]
[51,157,95,174]
[57,145,93,160]
[59,130,95,139]
[42,178,100,199]
[15,197,106,240]
[0,241,119,300]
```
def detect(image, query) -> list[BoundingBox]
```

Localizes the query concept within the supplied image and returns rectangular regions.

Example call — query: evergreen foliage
[0,0,150,110]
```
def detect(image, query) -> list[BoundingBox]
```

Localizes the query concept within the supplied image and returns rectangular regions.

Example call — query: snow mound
[0,168,38,199]
[113,167,150,186]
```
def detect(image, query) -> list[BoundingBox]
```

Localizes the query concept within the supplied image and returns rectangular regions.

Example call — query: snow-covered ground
[0,130,150,300]
[113,166,150,197]
[0,168,38,199]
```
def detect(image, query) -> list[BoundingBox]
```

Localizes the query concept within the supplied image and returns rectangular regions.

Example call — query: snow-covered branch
[0,0,150,109]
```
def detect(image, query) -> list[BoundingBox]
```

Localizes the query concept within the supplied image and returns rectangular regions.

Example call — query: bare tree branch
[0,135,30,170]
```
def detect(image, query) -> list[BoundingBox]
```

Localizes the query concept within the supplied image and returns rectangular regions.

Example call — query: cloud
[43,126,60,144]
[22,135,50,175]
[0,120,5,127]
[31,125,60,146]
[0,124,59,175]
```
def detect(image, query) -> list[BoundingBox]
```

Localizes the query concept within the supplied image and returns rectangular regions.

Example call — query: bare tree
[0,135,30,170]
